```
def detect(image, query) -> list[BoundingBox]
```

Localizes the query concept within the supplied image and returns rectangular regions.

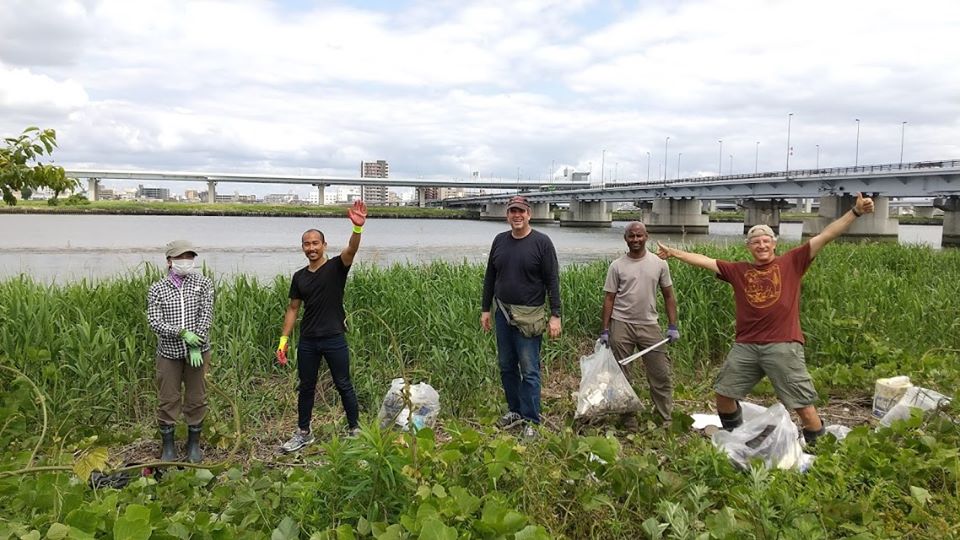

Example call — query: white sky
[2,0,959,198]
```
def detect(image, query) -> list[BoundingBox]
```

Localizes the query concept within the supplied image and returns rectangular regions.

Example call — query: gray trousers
[155,351,210,426]
[609,319,673,420]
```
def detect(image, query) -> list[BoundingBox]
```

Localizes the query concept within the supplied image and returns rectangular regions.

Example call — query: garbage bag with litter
[377,377,440,430]
[879,386,952,427]
[711,403,811,471]
[574,341,643,420]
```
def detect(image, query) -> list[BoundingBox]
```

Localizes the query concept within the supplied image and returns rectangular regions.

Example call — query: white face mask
[170,259,196,276]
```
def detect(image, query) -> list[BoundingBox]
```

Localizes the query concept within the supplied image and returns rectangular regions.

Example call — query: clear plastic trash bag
[377,377,440,430]
[711,403,811,471]
[574,341,643,420]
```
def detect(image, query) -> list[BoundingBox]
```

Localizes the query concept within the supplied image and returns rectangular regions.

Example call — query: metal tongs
[617,338,670,366]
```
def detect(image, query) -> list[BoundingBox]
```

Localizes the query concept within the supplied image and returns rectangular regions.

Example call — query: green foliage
[0,127,78,206]
[0,245,959,537]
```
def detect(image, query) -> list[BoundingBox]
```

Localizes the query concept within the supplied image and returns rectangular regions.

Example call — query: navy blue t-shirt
[481,229,561,317]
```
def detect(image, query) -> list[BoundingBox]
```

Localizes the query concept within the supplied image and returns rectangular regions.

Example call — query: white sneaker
[497,412,523,430]
[521,424,538,440]
[280,430,315,453]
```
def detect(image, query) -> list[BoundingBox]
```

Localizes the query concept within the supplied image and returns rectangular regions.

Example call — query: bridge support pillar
[635,201,652,221]
[739,199,791,234]
[206,180,217,204]
[645,198,709,234]
[935,196,960,248]
[87,178,99,201]
[480,201,553,223]
[416,187,427,208]
[702,199,718,213]
[914,206,935,218]
[802,194,898,240]
[313,184,326,206]
[560,201,611,227]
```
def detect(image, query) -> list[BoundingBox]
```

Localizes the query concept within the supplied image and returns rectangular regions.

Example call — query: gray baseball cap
[165,239,198,258]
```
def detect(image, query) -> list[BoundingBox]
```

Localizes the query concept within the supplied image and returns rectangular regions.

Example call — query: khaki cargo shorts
[713,342,818,409]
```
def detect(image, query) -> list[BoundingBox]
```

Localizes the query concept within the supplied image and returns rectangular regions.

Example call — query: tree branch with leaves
[1,127,77,205]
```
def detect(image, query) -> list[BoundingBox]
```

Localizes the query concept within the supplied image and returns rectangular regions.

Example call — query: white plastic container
[872,375,912,418]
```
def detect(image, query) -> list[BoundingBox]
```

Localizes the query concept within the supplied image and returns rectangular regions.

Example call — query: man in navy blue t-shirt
[481,195,562,438]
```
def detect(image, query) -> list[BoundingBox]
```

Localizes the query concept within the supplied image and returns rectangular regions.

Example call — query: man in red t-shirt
[656,193,875,445]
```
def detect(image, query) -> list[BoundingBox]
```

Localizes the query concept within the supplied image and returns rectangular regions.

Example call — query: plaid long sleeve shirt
[147,273,215,360]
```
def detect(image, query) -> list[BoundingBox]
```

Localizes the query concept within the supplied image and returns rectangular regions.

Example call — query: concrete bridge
[441,159,960,247]
[66,169,590,207]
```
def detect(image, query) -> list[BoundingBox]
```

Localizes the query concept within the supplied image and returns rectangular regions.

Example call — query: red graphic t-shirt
[716,243,813,344]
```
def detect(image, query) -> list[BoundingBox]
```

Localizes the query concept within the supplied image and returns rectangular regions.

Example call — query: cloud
[0,0,958,198]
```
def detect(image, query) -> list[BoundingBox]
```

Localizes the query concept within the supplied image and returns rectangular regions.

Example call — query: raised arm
[341,199,367,266]
[656,241,720,274]
[808,192,874,258]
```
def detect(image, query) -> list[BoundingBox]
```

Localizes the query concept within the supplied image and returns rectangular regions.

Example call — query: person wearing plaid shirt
[147,239,215,463]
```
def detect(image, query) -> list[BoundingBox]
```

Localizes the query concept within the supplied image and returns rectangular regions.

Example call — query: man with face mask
[147,239,215,463]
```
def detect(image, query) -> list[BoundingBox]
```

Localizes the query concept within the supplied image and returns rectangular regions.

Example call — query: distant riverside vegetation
[1,199,945,224]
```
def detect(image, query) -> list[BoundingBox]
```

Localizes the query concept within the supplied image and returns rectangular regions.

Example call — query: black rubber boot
[186,424,203,463]
[159,424,176,462]
[718,402,743,431]
[802,418,826,447]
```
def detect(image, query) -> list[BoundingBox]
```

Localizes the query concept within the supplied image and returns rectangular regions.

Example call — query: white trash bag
[879,386,952,427]
[574,341,643,420]
[377,377,440,430]
[711,403,812,471]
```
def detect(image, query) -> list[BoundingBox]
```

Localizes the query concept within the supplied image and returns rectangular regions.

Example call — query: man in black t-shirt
[275,200,367,453]
[481,195,561,438]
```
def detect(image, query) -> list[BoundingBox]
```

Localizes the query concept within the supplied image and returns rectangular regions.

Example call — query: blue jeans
[297,334,359,431]
[494,309,543,424]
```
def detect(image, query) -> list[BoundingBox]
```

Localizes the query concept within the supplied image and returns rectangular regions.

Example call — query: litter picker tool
[617,338,670,366]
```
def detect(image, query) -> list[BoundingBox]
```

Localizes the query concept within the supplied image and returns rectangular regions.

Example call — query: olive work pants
[155,351,210,426]
[609,319,673,420]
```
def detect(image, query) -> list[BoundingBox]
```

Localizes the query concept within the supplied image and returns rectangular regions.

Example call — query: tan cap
[745,224,777,242]
[165,239,197,258]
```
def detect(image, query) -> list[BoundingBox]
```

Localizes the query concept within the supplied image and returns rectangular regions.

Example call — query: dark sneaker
[280,430,315,453]
[620,413,639,432]
[496,412,523,430]
[346,427,361,439]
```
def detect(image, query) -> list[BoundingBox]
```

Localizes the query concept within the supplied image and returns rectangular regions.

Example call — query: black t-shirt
[481,229,561,317]
[289,256,351,338]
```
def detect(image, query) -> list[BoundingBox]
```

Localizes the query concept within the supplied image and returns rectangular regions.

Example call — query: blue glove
[599,329,610,347]
[666,324,680,343]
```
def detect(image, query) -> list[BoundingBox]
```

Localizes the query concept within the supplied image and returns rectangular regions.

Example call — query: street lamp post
[718,139,723,175]
[855,118,860,166]
[755,141,760,173]
[646,151,651,181]
[900,121,907,165]
[786,113,793,173]
[816,144,820,169]
[677,153,682,179]
[663,137,670,181]
[729,154,733,175]
[600,149,606,188]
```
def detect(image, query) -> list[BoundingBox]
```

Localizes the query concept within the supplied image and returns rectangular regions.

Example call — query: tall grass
[1,243,958,438]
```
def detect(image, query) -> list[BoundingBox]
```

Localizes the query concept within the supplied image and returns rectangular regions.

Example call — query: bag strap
[493,297,514,326]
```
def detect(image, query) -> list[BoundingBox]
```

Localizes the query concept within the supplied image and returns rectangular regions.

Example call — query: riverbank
[0,199,472,219]
[3,200,946,225]
[1,248,958,537]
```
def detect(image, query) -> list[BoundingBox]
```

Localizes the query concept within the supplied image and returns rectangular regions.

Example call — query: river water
[0,214,944,282]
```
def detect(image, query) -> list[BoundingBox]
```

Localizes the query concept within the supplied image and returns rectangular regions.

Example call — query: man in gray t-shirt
[601,222,679,426]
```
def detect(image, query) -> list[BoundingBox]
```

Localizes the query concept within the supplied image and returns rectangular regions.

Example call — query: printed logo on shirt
[743,264,781,308]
